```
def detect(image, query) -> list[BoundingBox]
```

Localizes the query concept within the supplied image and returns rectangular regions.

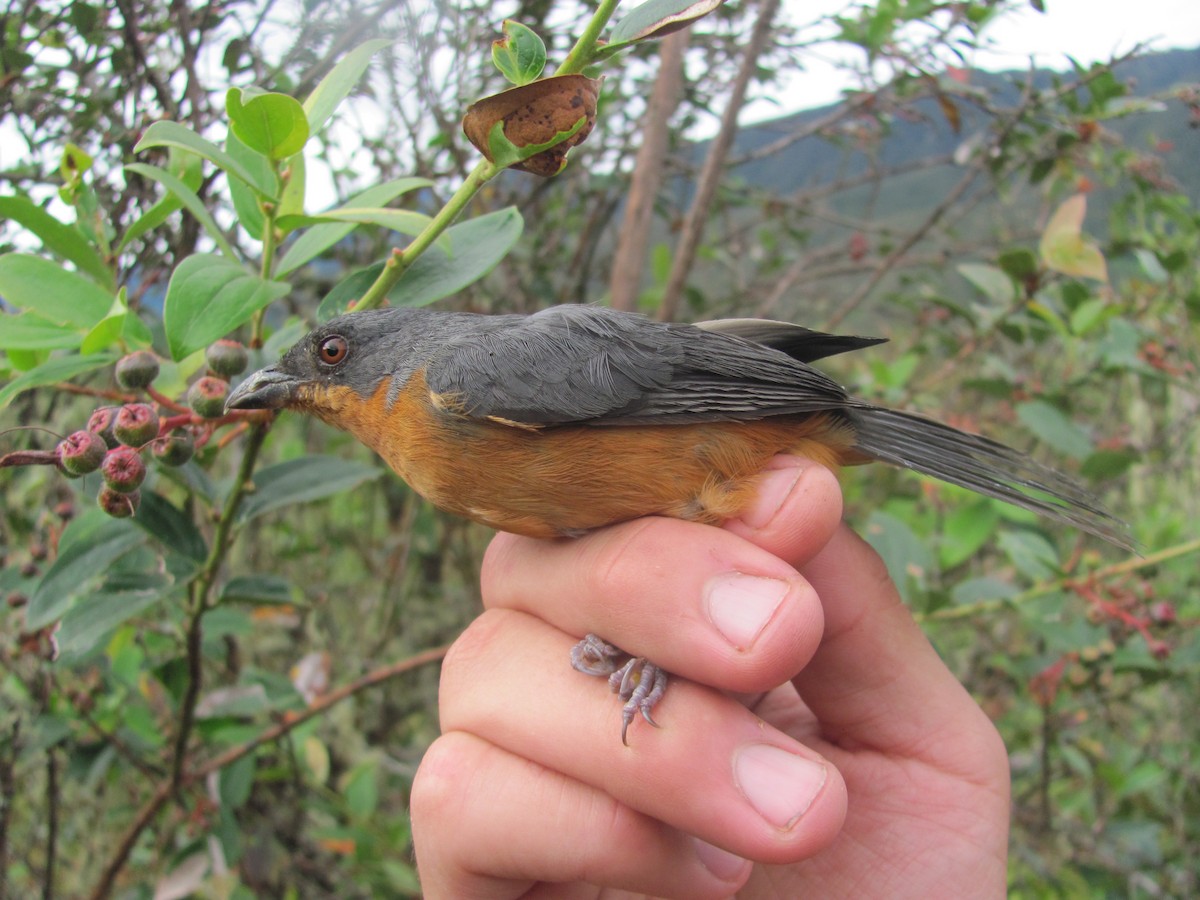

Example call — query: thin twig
[920,537,1200,622]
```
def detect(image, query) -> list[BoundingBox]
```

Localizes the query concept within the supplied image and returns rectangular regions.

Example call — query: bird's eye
[317,335,348,367]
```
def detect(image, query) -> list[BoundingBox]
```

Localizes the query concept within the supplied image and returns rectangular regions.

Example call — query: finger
[722,455,844,565]
[796,524,1008,771]
[438,608,847,865]
[411,731,752,900]
[480,460,843,694]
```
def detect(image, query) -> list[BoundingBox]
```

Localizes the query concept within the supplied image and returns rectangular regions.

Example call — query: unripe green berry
[57,430,107,477]
[87,407,119,449]
[152,430,194,467]
[114,403,160,447]
[206,339,249,378]
[114,350,161,389]
[101,446,147,494]
[98,485,141,518]
[189,376,229,419]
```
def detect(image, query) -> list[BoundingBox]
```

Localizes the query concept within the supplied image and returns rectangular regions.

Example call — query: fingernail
[705,573,788,650]
[692,837,748,882]
[739,463,806,530]
[733,744,827,830]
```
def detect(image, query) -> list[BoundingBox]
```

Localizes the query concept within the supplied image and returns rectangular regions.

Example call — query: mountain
[710,47,1200,199]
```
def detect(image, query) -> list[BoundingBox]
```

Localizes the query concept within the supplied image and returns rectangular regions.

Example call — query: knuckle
[410,733,477,823]
[479,532,523,606]
[438,610,511,706]
[579,516,684,602]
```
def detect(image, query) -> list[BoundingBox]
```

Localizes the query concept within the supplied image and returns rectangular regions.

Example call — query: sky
[762,0,1200,113]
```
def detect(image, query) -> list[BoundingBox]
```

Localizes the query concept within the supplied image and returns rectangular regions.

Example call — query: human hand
[411,456,1010,898]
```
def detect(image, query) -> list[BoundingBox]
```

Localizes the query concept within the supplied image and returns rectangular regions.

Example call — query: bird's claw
[570,633,668,745]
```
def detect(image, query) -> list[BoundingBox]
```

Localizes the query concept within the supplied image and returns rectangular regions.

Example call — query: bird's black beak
[225,365,300,412]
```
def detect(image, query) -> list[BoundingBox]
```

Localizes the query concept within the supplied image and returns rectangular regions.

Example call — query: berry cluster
[54,340,251,518]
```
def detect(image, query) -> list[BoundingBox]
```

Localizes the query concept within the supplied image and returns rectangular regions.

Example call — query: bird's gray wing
[422,305,857,427]
[694,319,887,363]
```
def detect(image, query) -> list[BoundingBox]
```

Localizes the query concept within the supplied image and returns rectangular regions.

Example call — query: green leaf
[950,576,1018,606]
[996,247,1038,284]
[163,254,291,360]
[79,312,126,355]
[864,510,933,604]
[1068,296,1109,335]
[219,574,294,606]
[275,206,433,239]
[122,307,154,348]
[0,312,82,350]
[54,571,173,662]
[195,683,270,719]
[224,130,269,240]
[0,351,118,408]
[59,142,93,181]
[79,289,146,355]
[1134,248,1169,284]
[317,264,382,321]
[135,120,277,197]
[342,758,379,819]
[219,755,256,809]
[957,262,1016,306]
[0,195,111,286]
[1039,194,1108,282]
[303,736,331,783]
[26,513,146,630]
[4,349,44,372]
[492,20,547,86]
[304,38,392,135]
[134,491,207,563]
[997,529,1060,581]
[226,88,310,160]
[1081,448,1138,480]
[123,163,239,261]
[275,177,433,276]
[235,456,382,524]
[939,500,1000,569]
[485,116,587,171]
[318,208,524,320]
[119,149,203,254]
[1016,400,1093,460]
[610,0,724,46]
[0,252,112,327]
[280,150,306,217]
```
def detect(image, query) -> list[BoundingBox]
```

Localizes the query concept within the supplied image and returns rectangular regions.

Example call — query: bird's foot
[570,633,668,745]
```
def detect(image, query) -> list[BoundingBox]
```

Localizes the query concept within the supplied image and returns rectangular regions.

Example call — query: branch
[920,538,1200,623]
[169,422,271,791]
[609,29,690,311]
[87,645,449,900]
[658,0,781,321]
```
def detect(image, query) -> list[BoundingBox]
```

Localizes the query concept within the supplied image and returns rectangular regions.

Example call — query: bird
[226,303,1131,741]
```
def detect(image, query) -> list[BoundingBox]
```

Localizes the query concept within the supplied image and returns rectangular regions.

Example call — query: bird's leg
[570,633,668,745]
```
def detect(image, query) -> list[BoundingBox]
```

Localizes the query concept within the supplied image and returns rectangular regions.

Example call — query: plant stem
[355,159,497,311]
[169,422,271,790]
[252,183,281,347]
[559,0,622,74]
[353,0,620,313]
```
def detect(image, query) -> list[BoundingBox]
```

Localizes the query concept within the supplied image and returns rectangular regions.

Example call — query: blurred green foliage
[1,0,1197,896]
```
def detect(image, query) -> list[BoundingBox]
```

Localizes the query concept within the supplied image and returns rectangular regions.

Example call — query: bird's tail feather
[847,406,1134,551]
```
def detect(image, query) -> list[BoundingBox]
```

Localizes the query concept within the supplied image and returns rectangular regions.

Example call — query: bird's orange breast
[295,369,857,538]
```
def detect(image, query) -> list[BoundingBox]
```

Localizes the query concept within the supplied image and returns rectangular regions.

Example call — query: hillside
[718,47,1199,199]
